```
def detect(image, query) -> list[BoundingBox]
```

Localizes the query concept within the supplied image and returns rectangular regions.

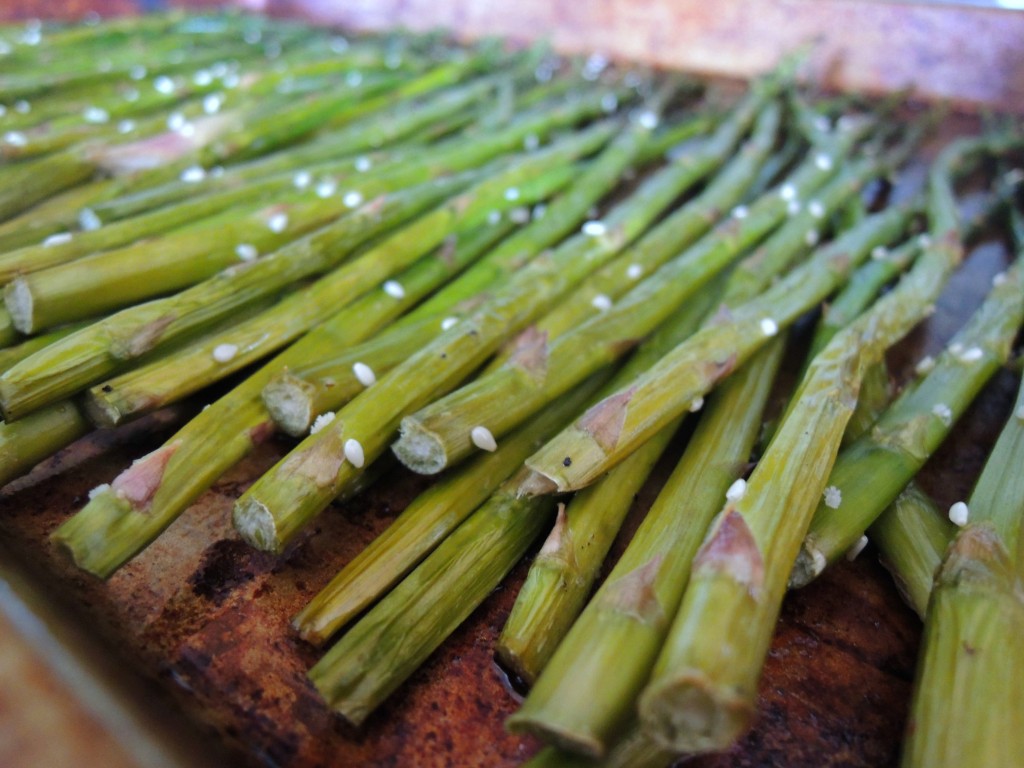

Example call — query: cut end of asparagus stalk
[5,278,34,335]
[51,492,140,580]
[787,539,827,588]
[393,416,449,475]
[233,498,283,553]
[638,669,754,754]
[262,372,317,437]
[81,388,129,429]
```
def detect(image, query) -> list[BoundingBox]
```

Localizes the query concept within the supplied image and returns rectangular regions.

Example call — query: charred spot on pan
[190,540,257,605]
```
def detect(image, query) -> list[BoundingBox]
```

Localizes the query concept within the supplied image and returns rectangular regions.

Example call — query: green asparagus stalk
[0,150,95,222]
[309,468,557,727]
[0,321,89,376]
[0,178,121,254]
[395,121,891,476]
[0,170,479,420]
[81,164,570,426]
[871,485,955,619]
[789,254,1024,586]
[633,137,993,754]
[496,276,724,685]
[293,370,612,645]
[0,401,90,489]
[901,373,1024,767]
[233,100,739,552]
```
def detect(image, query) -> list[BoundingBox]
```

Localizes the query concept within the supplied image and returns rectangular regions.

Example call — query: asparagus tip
[638,669,754,753]
[392,416,449,474]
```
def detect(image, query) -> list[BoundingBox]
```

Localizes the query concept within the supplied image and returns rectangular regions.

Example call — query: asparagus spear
[51,104,649,578]
[82,163,572,426]
[0,401,90,489]
[901,372,1024,767]
[633,136,998,754]
[293,369,612,645]
[789,253,1024,586]
[0,169,479,420]
[233,99,741,552]
[496,276,724,686]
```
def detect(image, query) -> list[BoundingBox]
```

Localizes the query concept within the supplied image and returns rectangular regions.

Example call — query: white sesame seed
[871,245,889,261]
[591,294,613,312]
[3,131,27,147]
[779,184,797,201]
[167,111,187,131]
[948,501,969,526]
[823,485,842,509]
[117,119,136,134]
[154,75,176,95]
[193,69,214,87]
[352,362,376,387]
[354,156,372,173]
[915,356,935,375]
[957,346,984,363]
[787,199,802,216]
[814,153,833,171]
[83,106,109,124]
[582,52,609,80]
[180,165,206,183]
[731,205,749,220]
[293,170,311,189]
[223,73,240,89]
[636,110,659,130]
[14,100,30,114]
[316,179,337,198]
[310,411,335,434]
[813,115,831,133]
[688,396,704,413]
[808,200,825,219]
[267,212,289,233]
[532,204,547,220]
[129,65,147,80]
[345,70,363,87]
[917,233,932,248]
[504,187,520,202]
[212,343,238,363]
[993,271,1008,287]
[523,133,540,151]
[344,438,366,467]
[88,483,111,500]
[760,318,778,337]
[804,230,820,247]
[79,208,102,231]
[441,317,459,331]
[487,211,502,226]
[845,534,869,561]
[42,232,72,247]
[203,94,223,114]
[235,243,258,261]
[601,93,618,113]
[383,280,405,299]
[509,207,530,224]
[949,342,963,356]
[178,123,196,138]
[343,191,363,208]
[932,403,952,426]
[725,478,747,502]
[582,220,607,237]
[470,426,497,452]
[627,263,644,280]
